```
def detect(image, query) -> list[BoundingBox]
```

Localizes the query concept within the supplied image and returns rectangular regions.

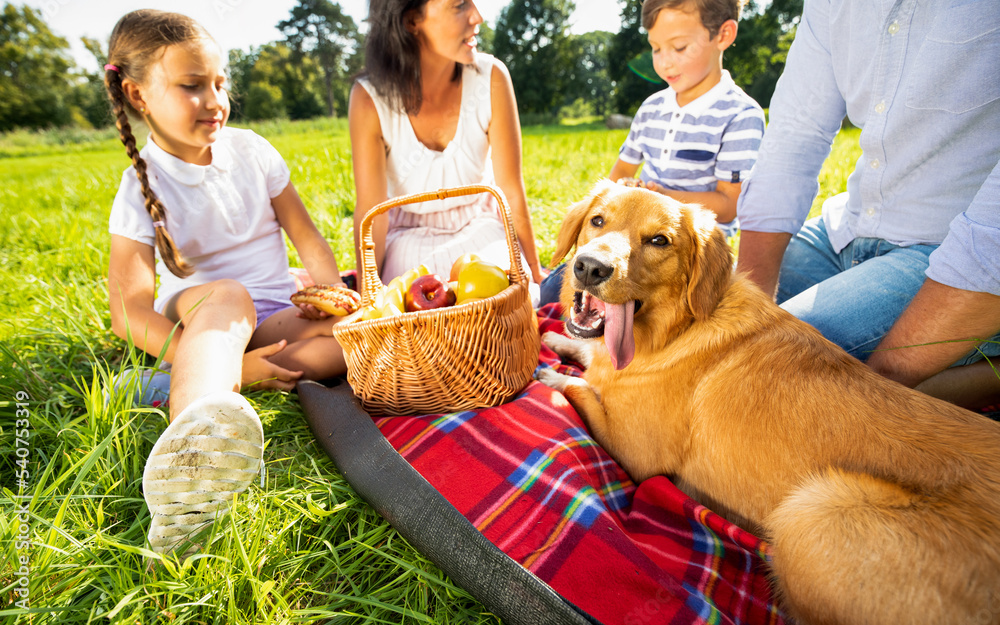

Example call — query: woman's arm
[488,62,543,283]
[108,234,182,363]
[348,82,389,286]
[272,182,343,286]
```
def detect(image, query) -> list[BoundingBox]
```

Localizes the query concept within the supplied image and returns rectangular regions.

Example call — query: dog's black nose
[574,254,613,286]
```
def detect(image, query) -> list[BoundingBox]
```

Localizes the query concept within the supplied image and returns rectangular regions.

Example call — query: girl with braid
[104,9,351,554]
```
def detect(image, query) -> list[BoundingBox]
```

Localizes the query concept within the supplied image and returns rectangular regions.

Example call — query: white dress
[357,53,533,291]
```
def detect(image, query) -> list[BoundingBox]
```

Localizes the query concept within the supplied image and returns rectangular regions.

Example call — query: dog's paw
[534,366,570,392]
[541,331,593,369]
[540,331,564,349]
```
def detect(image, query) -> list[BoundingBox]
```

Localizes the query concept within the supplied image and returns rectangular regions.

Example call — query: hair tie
[104,64,119,72]
[152,220,165,229]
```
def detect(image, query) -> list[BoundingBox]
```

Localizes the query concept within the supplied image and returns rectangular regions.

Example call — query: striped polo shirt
[619,71,765,193]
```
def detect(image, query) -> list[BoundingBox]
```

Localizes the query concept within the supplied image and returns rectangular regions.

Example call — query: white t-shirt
[108,127,295,312]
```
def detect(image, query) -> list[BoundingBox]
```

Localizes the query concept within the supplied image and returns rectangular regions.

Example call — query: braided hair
[104,10,214,278]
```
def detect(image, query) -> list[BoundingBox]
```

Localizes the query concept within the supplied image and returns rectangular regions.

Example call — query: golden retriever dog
[535,179,1000,625]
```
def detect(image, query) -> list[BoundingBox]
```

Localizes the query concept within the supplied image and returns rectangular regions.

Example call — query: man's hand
[736,230,794,299]
[242,339,304,392]
[868,279,1000,387]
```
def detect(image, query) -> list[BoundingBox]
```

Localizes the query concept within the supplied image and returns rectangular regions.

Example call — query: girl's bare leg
[249,307,347,380]
[166,279,256,420]
[144,279,262,555]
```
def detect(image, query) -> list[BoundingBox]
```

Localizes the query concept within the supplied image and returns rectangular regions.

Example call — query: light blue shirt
[737,0,1000,295]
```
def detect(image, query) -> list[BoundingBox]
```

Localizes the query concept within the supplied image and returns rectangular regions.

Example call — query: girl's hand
[242,339,303,391]
[295,302,331,320]
[292,282,350,320]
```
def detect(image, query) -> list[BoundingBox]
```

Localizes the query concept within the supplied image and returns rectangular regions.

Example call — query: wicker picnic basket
[332,185,540,416]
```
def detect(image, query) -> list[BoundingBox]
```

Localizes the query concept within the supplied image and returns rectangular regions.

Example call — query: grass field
[0,117,861,623]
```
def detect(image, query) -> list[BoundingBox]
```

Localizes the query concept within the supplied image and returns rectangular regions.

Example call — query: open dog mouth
[567,291,642,370]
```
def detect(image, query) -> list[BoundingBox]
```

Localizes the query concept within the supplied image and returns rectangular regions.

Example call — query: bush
[518,112,559,127]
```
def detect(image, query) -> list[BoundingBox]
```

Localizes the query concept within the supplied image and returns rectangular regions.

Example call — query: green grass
[0,117,861,623]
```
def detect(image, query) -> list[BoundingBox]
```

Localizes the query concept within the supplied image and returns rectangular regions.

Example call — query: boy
[610,0,764,238]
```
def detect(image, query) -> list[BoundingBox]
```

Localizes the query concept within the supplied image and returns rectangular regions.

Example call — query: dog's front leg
[535,367,608,432]
[541,331,593,369]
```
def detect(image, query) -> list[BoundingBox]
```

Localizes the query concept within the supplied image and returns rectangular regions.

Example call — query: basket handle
[357,184,528,307]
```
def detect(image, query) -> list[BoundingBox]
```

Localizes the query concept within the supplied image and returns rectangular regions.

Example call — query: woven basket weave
[332,185,540,416]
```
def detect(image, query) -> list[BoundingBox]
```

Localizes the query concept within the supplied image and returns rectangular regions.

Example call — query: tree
[0,3,74,130]
[725,0,802,109]
[278,0,361,117]
[69,36,111,128]
[492,0,576,117]
[476,20,495,55]
[607,0,659,116]
[227,47,260,122]
[241,43,325,121]
[567,30,615,117]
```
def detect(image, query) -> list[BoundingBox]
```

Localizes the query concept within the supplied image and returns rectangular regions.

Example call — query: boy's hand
[242,339,303,391]
[616,177,668,194]
[642,180,667,194]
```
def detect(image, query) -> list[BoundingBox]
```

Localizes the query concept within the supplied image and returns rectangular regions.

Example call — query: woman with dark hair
[349,0,543,297]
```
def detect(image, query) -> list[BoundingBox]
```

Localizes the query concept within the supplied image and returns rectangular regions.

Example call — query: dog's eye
[590,215,604,228]
[650,234,670,247]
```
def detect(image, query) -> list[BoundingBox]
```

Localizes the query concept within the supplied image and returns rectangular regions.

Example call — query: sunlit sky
[23,0,623,72]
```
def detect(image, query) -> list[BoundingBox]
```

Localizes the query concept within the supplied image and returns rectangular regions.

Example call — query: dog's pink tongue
[604,299,635,370]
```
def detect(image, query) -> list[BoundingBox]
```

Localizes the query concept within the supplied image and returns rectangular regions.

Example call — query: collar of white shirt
[666,69,737,116]
[143,132,233,186]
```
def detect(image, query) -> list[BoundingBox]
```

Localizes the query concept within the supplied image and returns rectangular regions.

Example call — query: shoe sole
[142,392,263,554]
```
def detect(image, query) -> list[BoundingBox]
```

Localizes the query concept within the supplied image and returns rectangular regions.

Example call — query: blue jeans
[539,263,567,308]
[778,217,1000,365]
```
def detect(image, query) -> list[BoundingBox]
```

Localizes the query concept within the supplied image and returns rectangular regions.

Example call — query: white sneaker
[141,392,264,555]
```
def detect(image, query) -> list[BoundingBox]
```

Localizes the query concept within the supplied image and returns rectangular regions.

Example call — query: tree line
[0,0,801,133]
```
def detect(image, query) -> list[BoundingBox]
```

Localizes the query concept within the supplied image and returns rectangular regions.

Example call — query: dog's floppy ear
[685,206,733,321]
[550,179,618,267]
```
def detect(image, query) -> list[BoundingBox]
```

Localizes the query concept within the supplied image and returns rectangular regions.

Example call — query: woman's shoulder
[467,53,514,105]
[351,75,392,123]
[473,52,507,80]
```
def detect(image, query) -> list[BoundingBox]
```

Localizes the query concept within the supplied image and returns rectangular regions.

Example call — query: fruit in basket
[400,264,431,290]
[450,252,482,282]
[376,280,407,313]
[380,301,404,317]
[360,304,382,320]
[405,274,457,312]
[455,259,509,304]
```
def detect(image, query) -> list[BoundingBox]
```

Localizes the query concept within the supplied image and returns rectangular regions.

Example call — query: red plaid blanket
[374,305,786,625]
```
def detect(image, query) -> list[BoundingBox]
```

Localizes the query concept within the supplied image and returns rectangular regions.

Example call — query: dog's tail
[766,468,1000,625]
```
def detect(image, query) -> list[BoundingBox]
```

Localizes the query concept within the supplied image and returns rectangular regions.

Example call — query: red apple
[405,274,455,312]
